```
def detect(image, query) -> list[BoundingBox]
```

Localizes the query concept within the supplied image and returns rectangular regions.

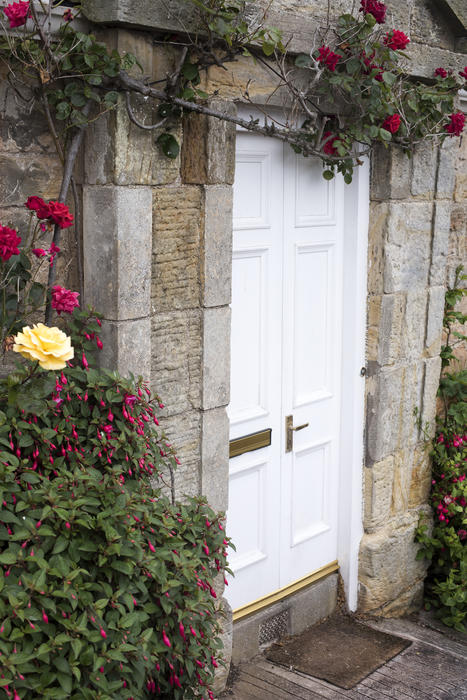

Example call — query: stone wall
[0,67,78,301]
[359,129,467,615]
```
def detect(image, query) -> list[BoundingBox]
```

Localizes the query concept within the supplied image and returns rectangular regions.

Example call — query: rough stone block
[377,293,405,366]
[363,456,395,532]
[401,289,427,361]
[408,447,432,509]
[421,355,442,434]
[152,186,202,312]
[366,295,381,365]
[425,286,445,355]
[383,202,433,293]
[370,144,411,201]
[358,513,427,613]
[98,317,151,379]
[366,363,424,464]
[182,101,236,185]
[202,306,231,410]
[151,309,202,416]
[157,409,201,498]
[203,185,233,307]
[430,201,451,286]
[0,153,62,207]
[83,185,152,320]
[437,136,457,200]
[367,202,388,296]
[390,449,415,517]
[411,141,437,199]
[200,406,229,512]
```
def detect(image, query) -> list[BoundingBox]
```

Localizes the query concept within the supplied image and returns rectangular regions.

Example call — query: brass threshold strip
[233,560,339,621]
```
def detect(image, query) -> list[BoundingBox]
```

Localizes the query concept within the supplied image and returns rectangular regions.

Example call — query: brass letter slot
[229,429,272,459]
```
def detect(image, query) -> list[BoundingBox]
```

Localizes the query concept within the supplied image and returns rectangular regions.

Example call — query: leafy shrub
[416,431,467,630]
[0,311,230,699]
[416,267,467,631]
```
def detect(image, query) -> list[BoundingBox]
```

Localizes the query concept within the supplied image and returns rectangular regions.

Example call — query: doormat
[265,614,411,689]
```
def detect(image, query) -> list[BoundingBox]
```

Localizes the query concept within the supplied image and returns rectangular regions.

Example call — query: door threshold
[233,560,339,621]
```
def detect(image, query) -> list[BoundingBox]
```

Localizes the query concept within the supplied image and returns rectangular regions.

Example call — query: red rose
[381,114,401,133]
[46,201,74,229]
[434,67,447,78]
[362,52,384,81]
[444,112,465,137]
[317,46,341,72]
[32,248,47,258]
[51,285,80,315]
[459,67,467,81]
[3,1,30,28]
[360,0,386,24]
[0,225,21,262]
[384,30,410,51]
[25,196,50,219]
[322,131,339,156]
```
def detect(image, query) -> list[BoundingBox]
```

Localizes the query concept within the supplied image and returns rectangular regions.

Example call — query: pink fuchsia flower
[162,630,171,648]
[384,30,410,50]
[0,225,21,262]
[381,114,401,133]
[3,1,30,28]
[458,529,467,540]
[51,285,80,315]
[63,9,73,22]
[317,46,341,72]
[434,67,447,78]
[124,394,137,407]
[444,112,465,137]
[360,0,386,24]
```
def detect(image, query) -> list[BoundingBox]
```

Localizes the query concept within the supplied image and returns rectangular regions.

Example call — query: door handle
[285,415,309,452]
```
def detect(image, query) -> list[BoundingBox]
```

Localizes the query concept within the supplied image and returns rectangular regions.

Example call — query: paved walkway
[222,616,467,699]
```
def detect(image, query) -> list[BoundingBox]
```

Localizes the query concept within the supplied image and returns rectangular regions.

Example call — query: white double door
[226,128,346,610]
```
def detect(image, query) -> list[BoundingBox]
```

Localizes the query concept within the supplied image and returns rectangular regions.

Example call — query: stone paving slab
[221,616,467,699]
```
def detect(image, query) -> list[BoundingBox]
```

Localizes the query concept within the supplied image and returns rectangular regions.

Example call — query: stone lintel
[81,1,467,74]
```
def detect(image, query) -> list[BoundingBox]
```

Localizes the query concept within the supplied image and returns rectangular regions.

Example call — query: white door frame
[231,106,368,611]
[337,160,368,610]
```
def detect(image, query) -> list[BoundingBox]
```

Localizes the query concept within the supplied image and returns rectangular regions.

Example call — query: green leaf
[382,71,397,86]
[182,62,199,81]
[156,133,180,159]
[295,53,313,68]
[379,128,392,141]
[322,170,335,180]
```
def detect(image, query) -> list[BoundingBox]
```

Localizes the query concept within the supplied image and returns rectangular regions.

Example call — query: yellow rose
[13,324,74,371]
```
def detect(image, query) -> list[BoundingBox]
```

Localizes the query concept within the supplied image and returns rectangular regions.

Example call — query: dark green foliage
[0,311,230,698]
